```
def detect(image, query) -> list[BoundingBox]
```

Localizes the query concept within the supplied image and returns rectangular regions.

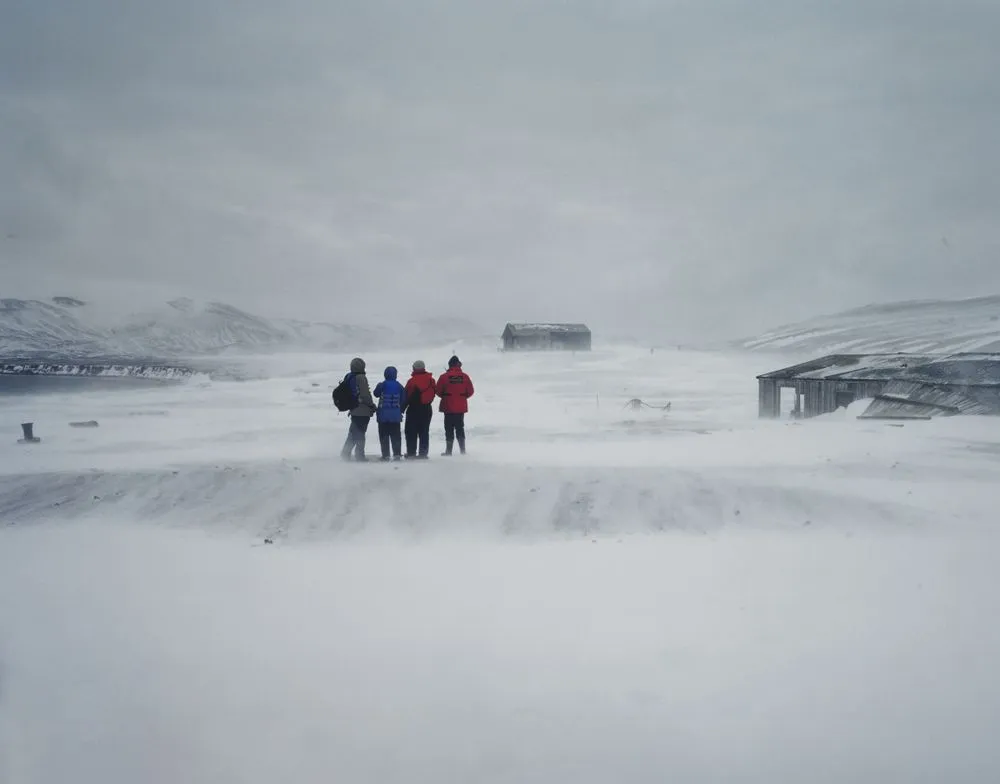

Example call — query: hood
[384,366,398,381]
[448,355,461,368]
[350,357,366,373]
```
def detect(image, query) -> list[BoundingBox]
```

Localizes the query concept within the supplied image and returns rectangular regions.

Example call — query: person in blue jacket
[373,366,405,461]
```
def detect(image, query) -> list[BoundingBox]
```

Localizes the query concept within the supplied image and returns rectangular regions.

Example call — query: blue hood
[384,366,398,381]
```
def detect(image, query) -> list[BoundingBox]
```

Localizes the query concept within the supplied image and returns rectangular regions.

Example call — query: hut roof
[504,323,591,336]
[757,352,1000,387]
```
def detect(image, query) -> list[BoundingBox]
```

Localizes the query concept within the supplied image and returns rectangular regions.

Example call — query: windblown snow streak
[0,461,924,540]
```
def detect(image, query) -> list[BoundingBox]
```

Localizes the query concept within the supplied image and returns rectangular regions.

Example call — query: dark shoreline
[0,357,197,378]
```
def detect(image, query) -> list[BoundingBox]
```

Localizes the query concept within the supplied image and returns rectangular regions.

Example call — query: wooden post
[18,422,41,444]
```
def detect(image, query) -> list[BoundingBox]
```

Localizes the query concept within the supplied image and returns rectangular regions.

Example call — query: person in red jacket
[402,360,437,459]
[435,355,474,455]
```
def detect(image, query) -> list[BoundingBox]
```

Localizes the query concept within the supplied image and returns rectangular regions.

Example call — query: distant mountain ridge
[740,295,1000,355]
[0,297,489,359]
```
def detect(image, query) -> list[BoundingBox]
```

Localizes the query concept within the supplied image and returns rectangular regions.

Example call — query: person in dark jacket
[373,366,405,461]
[340,357,376,461]
[436,355,474,456]
[403,360,436,459]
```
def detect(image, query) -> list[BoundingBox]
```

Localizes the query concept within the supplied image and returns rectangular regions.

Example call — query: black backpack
[332,375,358,412]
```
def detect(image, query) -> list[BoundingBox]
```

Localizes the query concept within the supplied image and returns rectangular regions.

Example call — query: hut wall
[799,379,888,417]
[568,332,592,350]
[552,333,591,351]
[515,335,549,350]
[505,331,591,351]
[758,379,781,418]
[758,378,890,419]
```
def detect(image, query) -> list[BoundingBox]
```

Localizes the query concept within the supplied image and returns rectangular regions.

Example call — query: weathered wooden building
[758,353,1000,420]
[502,323,592,351]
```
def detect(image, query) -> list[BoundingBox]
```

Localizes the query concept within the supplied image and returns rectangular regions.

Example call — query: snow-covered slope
[0,298,109,356]
[0,296,488,359]
[0,297,303,358]
[741,295,1000,354]
[4,346,1000,782]
[102,298,292,357]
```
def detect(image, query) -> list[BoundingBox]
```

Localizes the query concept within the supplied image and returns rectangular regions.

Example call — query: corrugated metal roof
[503,323,591,335]
[758,352,1000,386]
[860,379,1000,417]
[857,399,939,419]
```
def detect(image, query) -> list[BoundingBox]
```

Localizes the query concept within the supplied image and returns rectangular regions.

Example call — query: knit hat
[448,355,461,368]
[412,360,426,371]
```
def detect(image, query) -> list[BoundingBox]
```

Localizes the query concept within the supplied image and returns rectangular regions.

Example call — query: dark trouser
[443,412,466,454]
[378,421,402,458]
[341,415,371,460]
[404,404,433,457]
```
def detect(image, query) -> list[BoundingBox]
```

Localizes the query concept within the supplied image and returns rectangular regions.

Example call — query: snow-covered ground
[3,345,1000,782]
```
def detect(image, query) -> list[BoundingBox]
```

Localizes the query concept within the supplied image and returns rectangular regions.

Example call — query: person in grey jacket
[340,357,377,461]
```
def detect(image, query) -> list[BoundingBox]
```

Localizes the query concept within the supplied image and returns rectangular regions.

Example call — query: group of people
[339,354,475,462]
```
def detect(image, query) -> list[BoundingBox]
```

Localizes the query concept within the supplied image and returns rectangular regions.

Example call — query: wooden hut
[757,352,1000,419]
[501,323,592,351]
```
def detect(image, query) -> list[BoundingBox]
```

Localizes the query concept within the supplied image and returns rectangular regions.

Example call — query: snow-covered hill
[0,296,488,359]
[740,295,1000,355]
[0,298,110,356]
[102,298,294,357]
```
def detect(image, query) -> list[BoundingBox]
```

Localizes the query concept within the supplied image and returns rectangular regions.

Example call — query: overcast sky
[2,0,999,340]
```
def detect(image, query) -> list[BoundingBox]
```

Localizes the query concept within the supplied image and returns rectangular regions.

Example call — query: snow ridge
[0,461,925,540]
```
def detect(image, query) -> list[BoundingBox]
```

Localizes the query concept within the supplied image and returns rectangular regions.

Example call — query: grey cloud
[2,0,999,339]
